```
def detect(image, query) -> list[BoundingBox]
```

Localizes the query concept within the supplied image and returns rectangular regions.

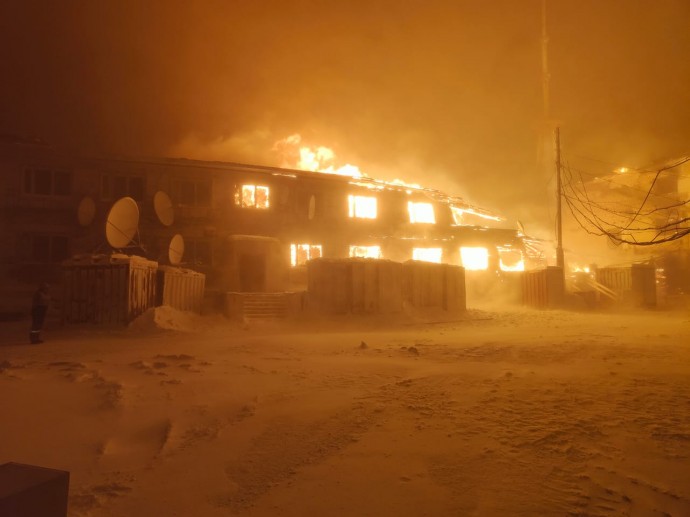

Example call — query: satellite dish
[153,190,174,226]
[168,233,184,265]
[105,197,139,249]
[77,196,96,226]
[308,195,316,220]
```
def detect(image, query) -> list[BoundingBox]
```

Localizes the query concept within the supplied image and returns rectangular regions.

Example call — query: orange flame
[274,134,364,179]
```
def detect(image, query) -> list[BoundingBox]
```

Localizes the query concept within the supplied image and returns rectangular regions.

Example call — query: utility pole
[541,0,550,121]
[536,0,552,173]
[555,127,564,269]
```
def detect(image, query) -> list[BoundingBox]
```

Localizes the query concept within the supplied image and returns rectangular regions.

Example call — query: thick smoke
[2,0,689,242]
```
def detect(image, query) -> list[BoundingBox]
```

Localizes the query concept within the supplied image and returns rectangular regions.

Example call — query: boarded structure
[62,254,157,325]
[156,266,205,313]
[596,264,657,307]
[522,266,565,308]
[307,258,404,314]
[403,261,466,312]
[596,267,632,299]
[307,258,466,315]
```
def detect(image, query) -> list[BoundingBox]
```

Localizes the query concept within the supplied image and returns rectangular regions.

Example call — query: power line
[560,156,690,246]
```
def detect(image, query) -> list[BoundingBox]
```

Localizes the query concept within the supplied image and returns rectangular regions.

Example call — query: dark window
[173,179,212,207]
[194,240,212,265]
[31,235,51,262]
[101,175,111,199]
[23,169,72,196]
[185,239,212,265]
[33,169,53,195]
[101,174,145,201]
[196,181,211,206]
[23,234,69,263]
[53,171,72,196]
[177,180,195,205]
[128,176,144,202]
[51,236,70,262]
[112,176,128,199]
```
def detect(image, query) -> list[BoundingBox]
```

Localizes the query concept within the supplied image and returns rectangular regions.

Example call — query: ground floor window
[19,234,70,263]
[349,245,382,259]
[185,238,213,266]
[460,246,489,270]
[412,248,442,263]
[498,247,525,272]
[290,244,322,266]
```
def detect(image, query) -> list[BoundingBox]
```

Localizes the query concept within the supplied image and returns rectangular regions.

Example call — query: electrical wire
[560,156,690,246]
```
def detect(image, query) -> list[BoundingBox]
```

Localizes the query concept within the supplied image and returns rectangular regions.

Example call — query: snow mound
[128,306,203,333]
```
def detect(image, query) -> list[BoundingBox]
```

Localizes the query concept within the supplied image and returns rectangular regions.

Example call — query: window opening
[347,195,377,219]
[349,245,382,259]
[408,202,435,224]
[412,248,442,263]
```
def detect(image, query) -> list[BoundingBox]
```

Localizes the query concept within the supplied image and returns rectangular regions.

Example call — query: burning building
[0,136,532,318]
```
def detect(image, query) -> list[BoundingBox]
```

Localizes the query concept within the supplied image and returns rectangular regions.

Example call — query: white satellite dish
[77,196,96,226]
[308,195,316,220]
[153,190,174,226]
[168,233,184,265]
[105,197,139,249]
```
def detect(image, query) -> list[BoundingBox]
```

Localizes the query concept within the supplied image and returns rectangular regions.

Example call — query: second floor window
[24,169,72,196]
[102,174,144,202]
[348,195,377,219]
[172,179,212,207]
[185,238,213,265]
[236,184,270,209]
[408,202,435,224]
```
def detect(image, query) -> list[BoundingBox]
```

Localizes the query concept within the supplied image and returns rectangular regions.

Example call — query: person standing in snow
[29,282,51,344]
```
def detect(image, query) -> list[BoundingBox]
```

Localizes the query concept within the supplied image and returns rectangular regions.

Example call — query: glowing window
[348,195,377,219]
[412,248,442,263]
[349,245,382,259]
[408,202,435,224]
[460,247,489,270]
[498,247,525,272]
[236,184,270,209]
[290,244,322,266]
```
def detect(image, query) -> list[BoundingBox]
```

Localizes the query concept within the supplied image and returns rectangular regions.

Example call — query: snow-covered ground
[1,306,690,516]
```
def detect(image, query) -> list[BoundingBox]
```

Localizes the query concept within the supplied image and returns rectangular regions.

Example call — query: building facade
[0,137,526,315]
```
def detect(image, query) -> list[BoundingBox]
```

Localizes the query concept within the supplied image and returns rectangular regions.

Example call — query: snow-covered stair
[242,293,288,321]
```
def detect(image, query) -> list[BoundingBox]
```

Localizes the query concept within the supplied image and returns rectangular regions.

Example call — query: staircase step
[241,293,289,320]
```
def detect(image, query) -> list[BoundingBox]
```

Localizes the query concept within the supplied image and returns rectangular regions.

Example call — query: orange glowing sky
[1,1,689,228]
